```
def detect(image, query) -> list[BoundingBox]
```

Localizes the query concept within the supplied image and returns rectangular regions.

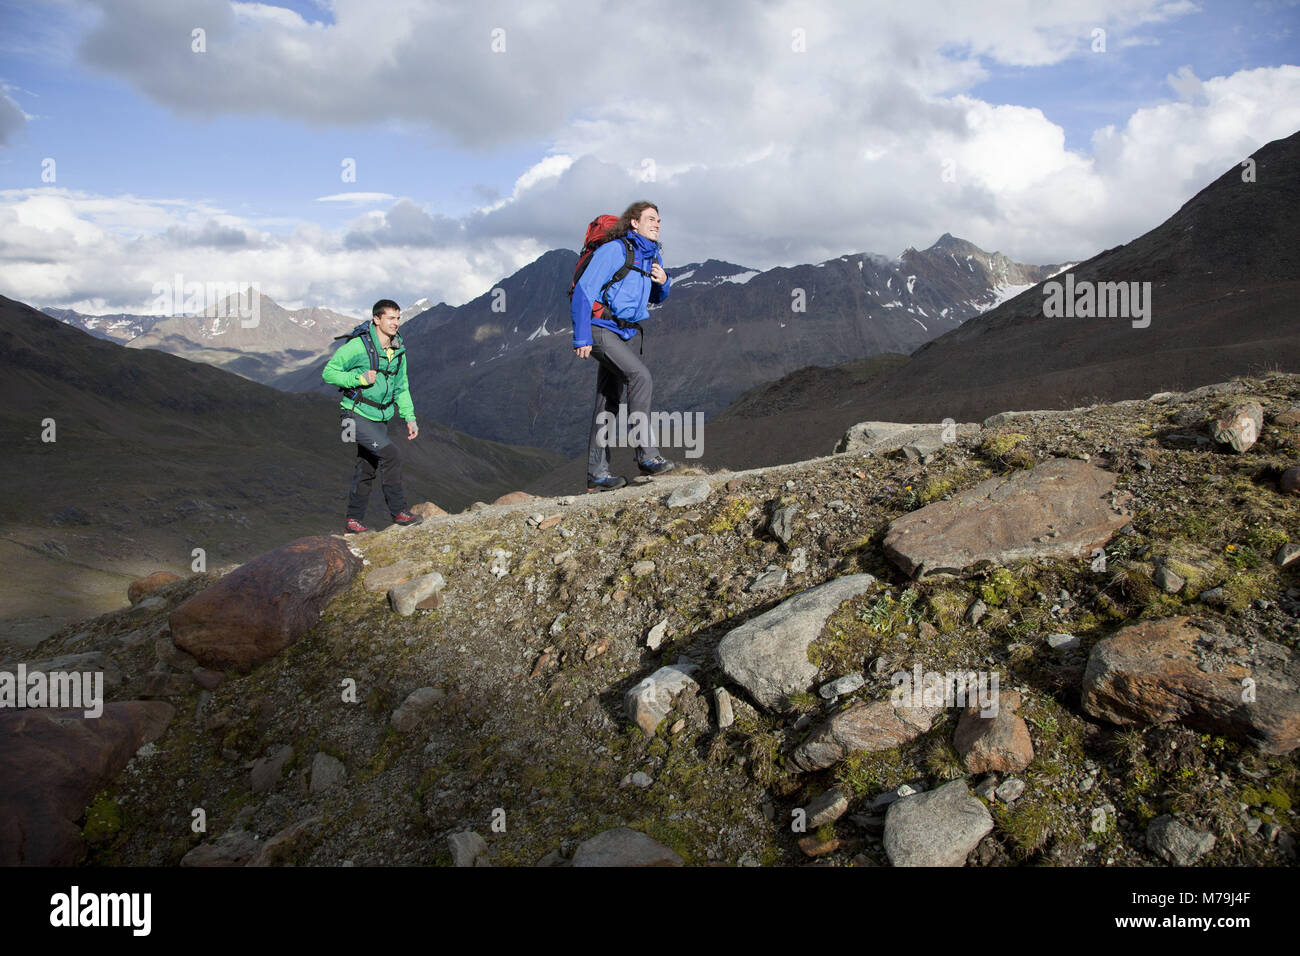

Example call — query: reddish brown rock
[798,834,843,857]
[1082,616,1300,754]
[791,699,943,772]
[537,515,563,531]
[493,491,535,506]
[883,458,1133,578]
[953,690,1034,773]
[409,501,447,519]
[0,702,174,865]
[170,536,361,673]
[128,571,182,605]
[1274,405,1300,426]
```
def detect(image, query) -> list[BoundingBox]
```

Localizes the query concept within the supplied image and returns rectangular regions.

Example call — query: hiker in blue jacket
[571,200,676,491]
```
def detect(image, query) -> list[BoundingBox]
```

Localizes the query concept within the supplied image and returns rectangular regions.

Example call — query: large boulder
[883,458,1132,578]
[716,574,877,711]
[0,702,174,865]
[170,536,361,673]
[1081,616,1300,754]
[883,779,993,866]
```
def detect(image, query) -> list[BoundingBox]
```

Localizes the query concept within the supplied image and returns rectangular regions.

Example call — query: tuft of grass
[981,432,1035,470]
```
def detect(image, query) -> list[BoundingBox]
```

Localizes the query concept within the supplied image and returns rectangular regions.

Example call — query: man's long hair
[606,201,658,241]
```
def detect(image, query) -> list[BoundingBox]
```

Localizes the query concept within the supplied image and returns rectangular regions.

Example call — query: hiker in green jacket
[322,299,424,534]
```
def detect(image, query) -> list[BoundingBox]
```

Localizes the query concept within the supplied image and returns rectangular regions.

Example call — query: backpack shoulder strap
[598,237,654,311]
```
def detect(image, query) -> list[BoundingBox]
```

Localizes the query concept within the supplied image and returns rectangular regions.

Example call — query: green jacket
[321,323,416,424]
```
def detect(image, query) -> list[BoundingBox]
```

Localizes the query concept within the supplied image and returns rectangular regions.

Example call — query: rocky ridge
[4,372,1300,867]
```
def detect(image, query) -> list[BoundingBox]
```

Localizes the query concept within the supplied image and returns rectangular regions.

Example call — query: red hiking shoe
[391,510,424,527]
[345,518,369,534]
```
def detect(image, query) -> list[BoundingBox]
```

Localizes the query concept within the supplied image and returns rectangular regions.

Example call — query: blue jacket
[570,229,671,348]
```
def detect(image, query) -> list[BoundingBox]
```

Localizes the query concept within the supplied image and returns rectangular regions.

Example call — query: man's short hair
[372,298,400,318]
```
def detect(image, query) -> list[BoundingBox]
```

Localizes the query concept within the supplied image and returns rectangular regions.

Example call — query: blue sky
[0,0,1297,314]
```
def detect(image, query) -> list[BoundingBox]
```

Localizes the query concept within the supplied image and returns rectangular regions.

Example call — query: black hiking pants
[342,413,407,521]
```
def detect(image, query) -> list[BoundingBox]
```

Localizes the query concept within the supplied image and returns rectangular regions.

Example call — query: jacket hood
[626,230,659,255]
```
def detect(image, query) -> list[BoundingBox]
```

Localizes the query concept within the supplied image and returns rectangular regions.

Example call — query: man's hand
[650,262,667,284]
[574,345,592,359]
[361,369,377,385]
[407,421,419,440]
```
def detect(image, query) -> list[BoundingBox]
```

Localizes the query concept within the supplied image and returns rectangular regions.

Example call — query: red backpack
[568,214,653,319]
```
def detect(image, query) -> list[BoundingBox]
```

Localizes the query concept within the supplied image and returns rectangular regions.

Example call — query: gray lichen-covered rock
[883,780,993,867]
[571,827,684,867]
[1146,815,1215,866]
[389,572,445,616]
[666,479,711,509]
[391,687,445,732]
[834,421,979,456]
[448,830,488,867]
[717,574,877,711]
[309,752,346,793]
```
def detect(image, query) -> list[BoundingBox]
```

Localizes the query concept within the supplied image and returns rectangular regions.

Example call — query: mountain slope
[0,294,563,646]
[23,371,1300,868]
[831,129,1300,425]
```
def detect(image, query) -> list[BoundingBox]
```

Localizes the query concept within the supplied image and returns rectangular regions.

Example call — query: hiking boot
[638,456,676,477]
[345,518,369,534]
[587,475,627,493]
[391,510,424,526]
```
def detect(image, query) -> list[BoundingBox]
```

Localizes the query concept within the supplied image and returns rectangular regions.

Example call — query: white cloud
[5,2,1297,312]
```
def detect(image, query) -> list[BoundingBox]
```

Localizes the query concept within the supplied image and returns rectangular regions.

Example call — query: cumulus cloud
[5,1,1297,312]
[0,188,539,313]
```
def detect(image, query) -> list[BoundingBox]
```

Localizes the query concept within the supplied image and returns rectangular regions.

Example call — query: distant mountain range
[41,307,164,343]
[524,129,1300,493]
[275,234,1060,457]
[44,295,360,386]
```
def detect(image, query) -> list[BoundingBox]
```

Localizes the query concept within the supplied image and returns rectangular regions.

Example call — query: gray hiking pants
[587,325,659,480]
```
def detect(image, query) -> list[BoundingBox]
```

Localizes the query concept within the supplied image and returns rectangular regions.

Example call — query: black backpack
[333,321,403,411]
